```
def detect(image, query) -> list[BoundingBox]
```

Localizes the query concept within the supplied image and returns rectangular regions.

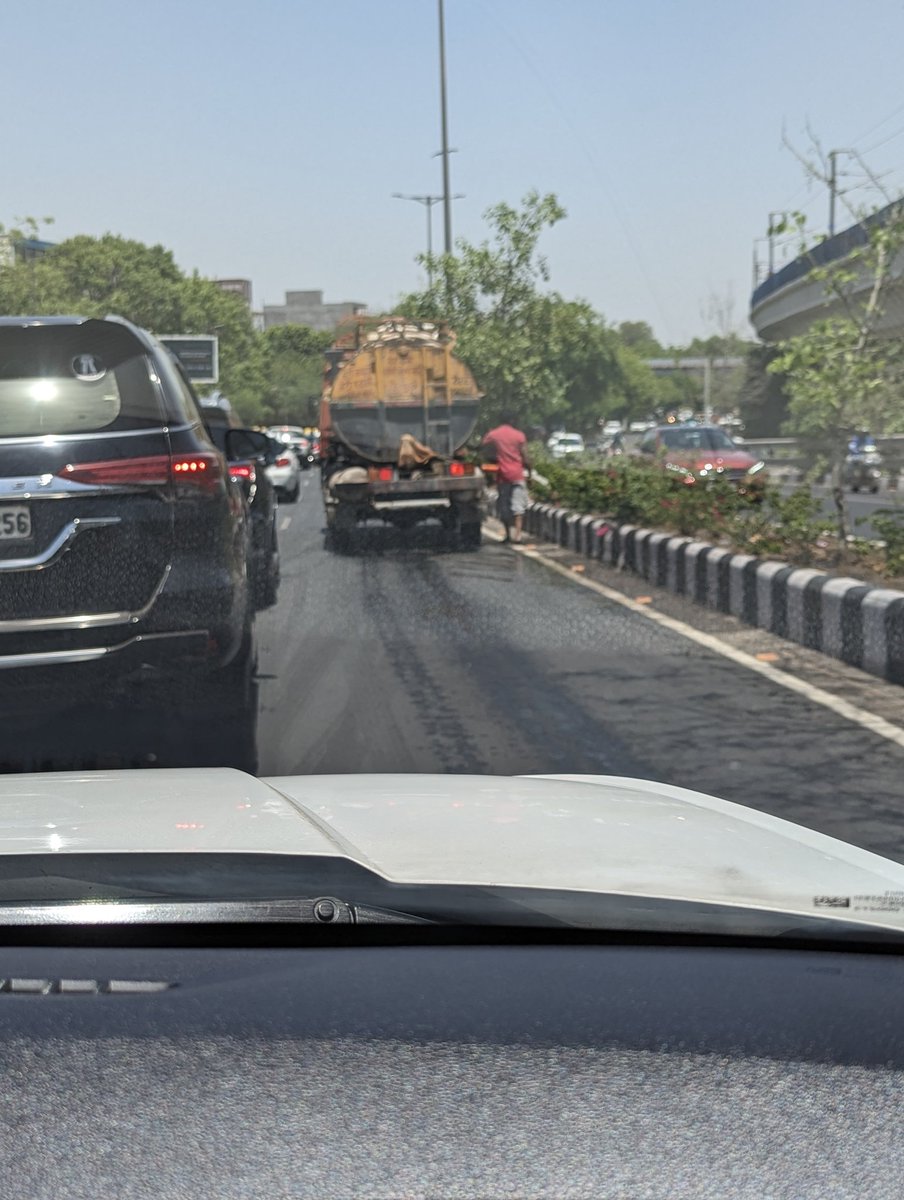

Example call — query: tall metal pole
[438,0,453,257]
[703,357,712,424]
[829,150,837,238]
[426,202,434,287]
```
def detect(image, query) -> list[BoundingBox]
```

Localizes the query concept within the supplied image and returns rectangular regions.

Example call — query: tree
[400,191,627,433]
[766,141,904,536]
[616,320,662,355]
[260,325,333,426]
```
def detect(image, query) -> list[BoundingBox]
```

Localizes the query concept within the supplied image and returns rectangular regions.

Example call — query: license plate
[0,506,31,540]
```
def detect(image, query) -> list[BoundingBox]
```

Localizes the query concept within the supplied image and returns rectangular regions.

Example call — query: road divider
[524,501,904,686]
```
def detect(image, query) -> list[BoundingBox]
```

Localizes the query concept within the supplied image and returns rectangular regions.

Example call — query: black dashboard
[0,930,902,1198]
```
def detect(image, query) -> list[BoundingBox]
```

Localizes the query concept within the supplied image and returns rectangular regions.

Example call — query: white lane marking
[483,525,904,751]
[279,515,292,531]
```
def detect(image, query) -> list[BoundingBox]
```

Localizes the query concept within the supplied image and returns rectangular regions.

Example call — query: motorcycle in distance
[843,437,883,494]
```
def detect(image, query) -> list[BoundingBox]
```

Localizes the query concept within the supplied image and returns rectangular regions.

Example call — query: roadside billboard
[159,335,219,384]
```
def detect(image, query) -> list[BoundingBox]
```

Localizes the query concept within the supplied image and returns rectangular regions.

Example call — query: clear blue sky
[6,0,904,342]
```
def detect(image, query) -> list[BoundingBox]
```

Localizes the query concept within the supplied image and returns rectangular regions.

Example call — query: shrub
[727,486,828,564]
[534,456,747,537]
[871,507,904,577]
[532,461,849,566]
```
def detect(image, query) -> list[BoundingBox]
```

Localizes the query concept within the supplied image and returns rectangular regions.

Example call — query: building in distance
[263,289,367,332]
[215,278,253,307]
[0,236,56,268]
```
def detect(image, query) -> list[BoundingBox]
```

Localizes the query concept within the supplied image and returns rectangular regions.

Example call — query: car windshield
[660,427,737,451]
[2,3,904,938]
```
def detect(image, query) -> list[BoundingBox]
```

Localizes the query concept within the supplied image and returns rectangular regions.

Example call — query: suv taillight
[62,453,224,494]
[171,454,224,494]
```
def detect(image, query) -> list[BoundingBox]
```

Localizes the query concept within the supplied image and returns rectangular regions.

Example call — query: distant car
[547,433,586,459]
[636,424,767,495]
[629,420,655,434]
[267,425,318,468]
[264,438,301,502]
[602,420,623,437]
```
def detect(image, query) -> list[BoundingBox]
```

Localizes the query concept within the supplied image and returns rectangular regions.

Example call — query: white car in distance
[547,432,586,459]
[263,436,301,503]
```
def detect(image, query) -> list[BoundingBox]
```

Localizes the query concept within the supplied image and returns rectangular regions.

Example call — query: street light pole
[392,193,443,288]
[438,0,453,257]
[393,192,464,289]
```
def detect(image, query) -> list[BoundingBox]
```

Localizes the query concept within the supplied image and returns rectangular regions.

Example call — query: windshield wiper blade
[0,897,435,926]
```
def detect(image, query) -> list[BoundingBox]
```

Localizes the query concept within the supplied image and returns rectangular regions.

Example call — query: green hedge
[530,457,845,568]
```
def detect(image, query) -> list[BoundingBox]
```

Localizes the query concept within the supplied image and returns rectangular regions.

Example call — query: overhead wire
[860,123,904,156]
[776,95,904,218]
[481,6,676,341]
[850,99,904,145]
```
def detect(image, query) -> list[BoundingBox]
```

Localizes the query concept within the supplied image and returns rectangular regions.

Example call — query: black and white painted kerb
[524,502,904,685]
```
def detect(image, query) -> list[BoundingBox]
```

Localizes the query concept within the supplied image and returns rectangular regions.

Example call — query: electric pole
[828,149,855,238]
[438,0,453,256]
[393,193,443,287]
[393,191,464,288]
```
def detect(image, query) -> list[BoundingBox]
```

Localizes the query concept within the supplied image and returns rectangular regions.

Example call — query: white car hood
[0,770,903,929]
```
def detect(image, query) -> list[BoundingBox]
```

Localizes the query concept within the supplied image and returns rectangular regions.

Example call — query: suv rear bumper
[0,629,210,672]
[0,626,242,722]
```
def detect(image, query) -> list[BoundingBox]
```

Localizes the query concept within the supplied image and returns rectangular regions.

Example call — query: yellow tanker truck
[320,317,485,550]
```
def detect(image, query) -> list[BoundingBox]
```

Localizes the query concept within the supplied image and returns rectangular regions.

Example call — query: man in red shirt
[483,412,530,544]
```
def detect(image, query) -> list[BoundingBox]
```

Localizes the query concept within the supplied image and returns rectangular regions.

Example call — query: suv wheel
[253,526,280,610]
[180,623,259,773]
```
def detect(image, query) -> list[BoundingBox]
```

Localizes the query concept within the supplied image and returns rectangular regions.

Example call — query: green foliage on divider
[726,487,828,564]
[533,457,747,537]
[871,509,904,577]
[532,459,839,566]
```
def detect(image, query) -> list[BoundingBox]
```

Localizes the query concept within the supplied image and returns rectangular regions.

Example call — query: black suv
[0,315,257,770]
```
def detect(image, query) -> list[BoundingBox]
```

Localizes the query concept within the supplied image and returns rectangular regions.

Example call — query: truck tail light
[367,466,394,482]
[448,461,475,477]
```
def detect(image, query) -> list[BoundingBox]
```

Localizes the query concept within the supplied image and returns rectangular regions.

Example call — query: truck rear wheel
[324,504,355,553]
[455,504,482,550]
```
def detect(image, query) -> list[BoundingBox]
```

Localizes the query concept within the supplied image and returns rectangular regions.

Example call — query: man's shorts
[497,481,529,521]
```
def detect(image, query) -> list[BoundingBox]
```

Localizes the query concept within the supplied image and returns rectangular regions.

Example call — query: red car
[636,425,767,495]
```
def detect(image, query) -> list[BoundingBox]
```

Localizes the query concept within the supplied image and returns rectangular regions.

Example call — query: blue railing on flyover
[751,199,902,309]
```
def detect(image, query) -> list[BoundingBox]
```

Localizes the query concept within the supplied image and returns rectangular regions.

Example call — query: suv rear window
[0,324,164,437]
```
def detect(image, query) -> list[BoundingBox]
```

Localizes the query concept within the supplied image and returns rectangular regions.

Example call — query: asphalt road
[257,477,904,864]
